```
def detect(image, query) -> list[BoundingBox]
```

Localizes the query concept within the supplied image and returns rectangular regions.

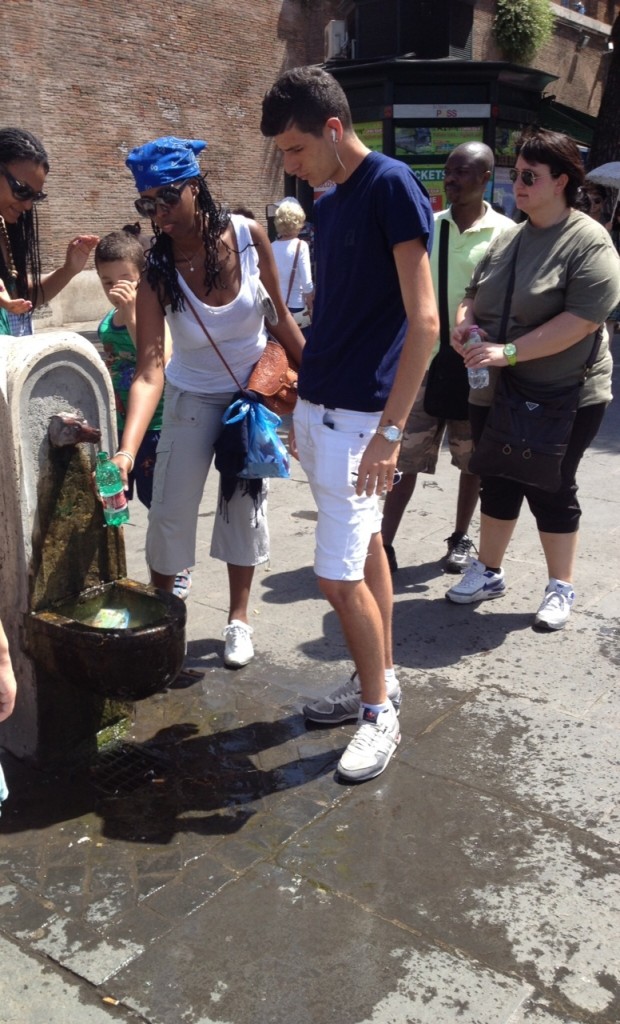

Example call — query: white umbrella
[586,162,620,189]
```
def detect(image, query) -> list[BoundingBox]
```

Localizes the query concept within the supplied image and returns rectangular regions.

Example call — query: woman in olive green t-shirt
[445,128,620,632]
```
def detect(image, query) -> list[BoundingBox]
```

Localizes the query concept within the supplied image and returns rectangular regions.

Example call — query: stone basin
[24,578,186,701]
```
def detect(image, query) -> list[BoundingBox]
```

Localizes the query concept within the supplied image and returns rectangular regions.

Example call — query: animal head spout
[48,412,102,448]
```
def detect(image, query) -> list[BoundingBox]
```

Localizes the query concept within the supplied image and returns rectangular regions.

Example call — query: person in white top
[271,198,314,331]
[116,136,305,668]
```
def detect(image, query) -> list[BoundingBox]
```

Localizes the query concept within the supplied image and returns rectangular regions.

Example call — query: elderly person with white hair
[272,198,314,331]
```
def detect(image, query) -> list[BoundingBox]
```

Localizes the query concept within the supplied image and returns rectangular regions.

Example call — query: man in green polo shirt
[381,142,513,573]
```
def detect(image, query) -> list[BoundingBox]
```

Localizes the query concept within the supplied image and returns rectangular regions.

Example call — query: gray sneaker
[302,671,402,724]
[337,703,401,782]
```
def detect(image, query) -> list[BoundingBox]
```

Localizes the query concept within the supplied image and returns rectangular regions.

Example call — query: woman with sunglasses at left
[117,136,305,668]
[0,127,98,337]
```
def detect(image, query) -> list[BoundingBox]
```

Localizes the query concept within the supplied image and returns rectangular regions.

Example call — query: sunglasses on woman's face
[134,181,190,218]
[0,165,47,203]
[509,168,543,187]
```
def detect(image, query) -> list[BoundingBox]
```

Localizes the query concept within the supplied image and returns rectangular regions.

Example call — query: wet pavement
[0,331,619,1023]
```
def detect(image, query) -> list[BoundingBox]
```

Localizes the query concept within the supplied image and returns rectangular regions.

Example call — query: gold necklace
[174,241,204,273]
[0,215,18,280]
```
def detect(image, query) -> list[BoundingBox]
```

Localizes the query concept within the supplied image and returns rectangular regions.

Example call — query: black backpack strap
[438,218,450,347]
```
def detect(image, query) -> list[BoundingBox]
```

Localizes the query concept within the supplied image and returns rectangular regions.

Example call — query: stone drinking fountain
[0,331,186,767]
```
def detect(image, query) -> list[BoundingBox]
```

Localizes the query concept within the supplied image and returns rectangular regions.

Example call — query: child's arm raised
[109,280,139,343]
[0,277,32,315]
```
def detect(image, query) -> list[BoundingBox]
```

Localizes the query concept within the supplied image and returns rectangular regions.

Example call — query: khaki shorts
[397,374,473,475]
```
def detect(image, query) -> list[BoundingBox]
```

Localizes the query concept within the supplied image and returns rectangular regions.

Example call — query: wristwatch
[503,343,518,367]
[377,424,403,443]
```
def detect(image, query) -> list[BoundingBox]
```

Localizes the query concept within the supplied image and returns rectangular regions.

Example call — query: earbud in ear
[331,129,337,143]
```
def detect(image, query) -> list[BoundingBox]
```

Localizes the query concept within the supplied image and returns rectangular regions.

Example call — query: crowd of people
[0,66,619,795]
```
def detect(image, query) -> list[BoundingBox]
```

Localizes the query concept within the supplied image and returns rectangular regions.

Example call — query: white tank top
[165,215,267,394]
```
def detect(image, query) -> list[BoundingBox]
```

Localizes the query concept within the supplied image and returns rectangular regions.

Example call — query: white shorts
[293,398,382,582]
[146,384,269,575]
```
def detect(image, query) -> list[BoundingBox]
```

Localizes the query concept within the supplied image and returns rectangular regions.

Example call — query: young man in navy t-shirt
[261,67,438,782]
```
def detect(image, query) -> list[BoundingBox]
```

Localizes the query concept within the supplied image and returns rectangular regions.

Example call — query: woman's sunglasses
[0,165,47,203]
[134,181,190,218]
[509,168,543,187]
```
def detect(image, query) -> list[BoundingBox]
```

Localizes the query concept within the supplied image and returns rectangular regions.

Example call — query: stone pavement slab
[0,351,619,1023]
[0,935,141,1023]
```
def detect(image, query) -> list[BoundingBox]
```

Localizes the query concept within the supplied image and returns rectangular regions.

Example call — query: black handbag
[468,372,582,492]
[423,219,470,421]
[468,234,602,492]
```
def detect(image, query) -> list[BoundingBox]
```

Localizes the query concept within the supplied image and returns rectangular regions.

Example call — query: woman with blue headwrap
[117,136,305,668]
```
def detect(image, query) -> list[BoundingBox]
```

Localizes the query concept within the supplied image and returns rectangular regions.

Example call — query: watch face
[504,343,517,364]
[380,425,402,442]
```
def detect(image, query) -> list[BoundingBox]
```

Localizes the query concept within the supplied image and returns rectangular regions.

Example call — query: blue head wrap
[125,137,207,192]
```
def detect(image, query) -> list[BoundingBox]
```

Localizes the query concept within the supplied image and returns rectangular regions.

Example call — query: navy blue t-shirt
[299,151,433,412]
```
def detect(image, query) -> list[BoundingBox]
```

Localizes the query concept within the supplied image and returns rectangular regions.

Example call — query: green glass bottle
[95,451,129,527]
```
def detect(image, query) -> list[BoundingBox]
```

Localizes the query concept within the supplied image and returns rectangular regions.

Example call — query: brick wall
[0,0,341,272]
[474,0,613,117]
[552,0,617,21]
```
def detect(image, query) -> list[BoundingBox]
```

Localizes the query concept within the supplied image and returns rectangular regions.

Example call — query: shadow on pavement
[0,714,340,845]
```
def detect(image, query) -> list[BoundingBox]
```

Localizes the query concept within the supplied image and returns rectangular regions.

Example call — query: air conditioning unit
[325,20,348,60]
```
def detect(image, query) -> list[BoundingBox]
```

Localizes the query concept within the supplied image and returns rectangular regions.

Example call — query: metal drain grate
[90,743,172,797]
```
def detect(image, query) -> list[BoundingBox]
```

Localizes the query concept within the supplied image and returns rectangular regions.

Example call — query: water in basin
[54,587,167,630]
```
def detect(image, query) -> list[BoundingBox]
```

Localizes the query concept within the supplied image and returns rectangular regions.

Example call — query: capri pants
[469,402,607,534]
[146,384,269,576]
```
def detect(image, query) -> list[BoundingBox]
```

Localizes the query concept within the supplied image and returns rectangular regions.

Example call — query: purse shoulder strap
[583,325,603,376]
[183,292,245,392]
[285,241,301,306]
[498,231,522,344]
[438,219,450,348]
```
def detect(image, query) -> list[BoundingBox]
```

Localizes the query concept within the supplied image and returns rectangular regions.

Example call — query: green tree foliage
[493,0,555,65]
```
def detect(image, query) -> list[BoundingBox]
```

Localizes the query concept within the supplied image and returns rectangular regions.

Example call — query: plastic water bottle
[95,451,129,527]
[464,325,489,389]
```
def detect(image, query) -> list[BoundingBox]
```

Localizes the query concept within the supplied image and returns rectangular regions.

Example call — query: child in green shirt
[95,231,191,599]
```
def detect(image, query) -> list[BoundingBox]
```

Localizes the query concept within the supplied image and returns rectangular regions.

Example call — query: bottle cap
[97,451,109,461]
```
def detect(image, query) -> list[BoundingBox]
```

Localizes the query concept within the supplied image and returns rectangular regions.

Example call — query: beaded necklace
[0,215,18,282]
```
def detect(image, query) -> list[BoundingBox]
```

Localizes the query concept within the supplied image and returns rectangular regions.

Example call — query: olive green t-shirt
[466,210,620,406]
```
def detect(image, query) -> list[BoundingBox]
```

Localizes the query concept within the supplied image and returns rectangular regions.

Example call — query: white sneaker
[446,558,505,604]
[337,703,401,783]
[222,620,254,668]
[303,671,402,724]
[173,568,192,601]
[534,579,575,631]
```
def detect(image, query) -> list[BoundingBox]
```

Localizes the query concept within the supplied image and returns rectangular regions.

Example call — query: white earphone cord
[332,132,346,174]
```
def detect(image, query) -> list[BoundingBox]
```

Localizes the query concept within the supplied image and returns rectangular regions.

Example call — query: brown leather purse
[246,248,301,415]
[247,339,298,416]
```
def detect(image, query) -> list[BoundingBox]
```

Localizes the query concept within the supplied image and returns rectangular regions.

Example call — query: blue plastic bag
[220,397,290,480]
